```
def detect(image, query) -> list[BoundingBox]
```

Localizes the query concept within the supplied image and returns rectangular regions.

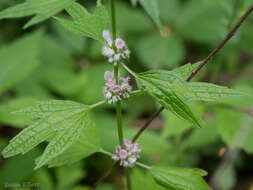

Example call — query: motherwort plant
[0,0,252,189]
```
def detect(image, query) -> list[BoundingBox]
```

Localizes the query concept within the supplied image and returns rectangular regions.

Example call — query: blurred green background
[0,0,253,189]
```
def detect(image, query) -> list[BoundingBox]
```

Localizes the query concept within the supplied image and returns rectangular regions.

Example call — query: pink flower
[119,150,127,159]
[106,80,115,87]
[124,139,132,149]
[116,146,121,154]
[102,46,114,57]
[112,139,141,168]
[132,143,141,153]
[104,71,114,81]
[103,30,113,46]
[115,38,126,50]
[103,70,132,104]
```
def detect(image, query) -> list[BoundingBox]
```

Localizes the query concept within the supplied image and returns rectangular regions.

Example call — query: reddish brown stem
[91,162,118,190]
[132,107,165,143]
[186,5,253,82]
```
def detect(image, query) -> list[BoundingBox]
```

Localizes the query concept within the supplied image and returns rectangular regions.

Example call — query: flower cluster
[102,30,130,65]
[112,139,141,168]
[103,71,132,104]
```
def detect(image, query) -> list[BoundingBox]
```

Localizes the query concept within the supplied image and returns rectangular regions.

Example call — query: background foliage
[0,0,252,189]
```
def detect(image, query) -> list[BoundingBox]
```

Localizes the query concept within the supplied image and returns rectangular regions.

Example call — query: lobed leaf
[0,0,76,28]
[56,2,110,42]
[35,111,90,169]
[1,100,99,170]
[44,122,100,167]
[151,166,211,190]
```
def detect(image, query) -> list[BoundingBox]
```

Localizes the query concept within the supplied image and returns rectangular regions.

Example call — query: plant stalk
[110,0,132,189]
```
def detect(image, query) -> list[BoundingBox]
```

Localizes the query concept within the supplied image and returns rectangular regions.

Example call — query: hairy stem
[132,5,253,143]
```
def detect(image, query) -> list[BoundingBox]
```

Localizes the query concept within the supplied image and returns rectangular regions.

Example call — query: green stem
[90,100,106,109]
[116,97,124,147]
[121,62,137,78]
[125,168,132,190]
[110,0,132,189]
[114,65,123,147]
[110,0,116,41]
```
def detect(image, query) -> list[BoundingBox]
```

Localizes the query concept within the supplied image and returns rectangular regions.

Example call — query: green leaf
[38,36,82,97]
[216,108,253,153]
[56,2,110,42]
[137,71,201,128]
[176,0,225,45]
[0,31,42,94]
[182,82,245,102]
[13,100,86,119]
[130,0,138,7]
[0,148,41,185]
[162,110,190,137]
[136,34,185,68]
[44,122,100,167]
[132,168,164,190]
[187,119,219,148]
[1,100,99,169]
[52,20,86,54]
[173,82,246,102]
[151,166,211,190]
[116,2,152,33]
[171,62,201,81]
[150,62,245,102]
[0,97,38,128]
[0,0,75,28]
[56,162,85,190]
[34,111,88,168]
[91,112,172,163]
[138,0,162,28]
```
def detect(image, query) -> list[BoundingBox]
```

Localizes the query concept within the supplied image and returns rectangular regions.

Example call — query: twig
[132,5,253,143]
[186,5,253,82]
[132,106,165,143]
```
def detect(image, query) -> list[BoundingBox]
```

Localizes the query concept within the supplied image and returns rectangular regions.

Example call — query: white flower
[102,30,130,64]
[102,46,114,57]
